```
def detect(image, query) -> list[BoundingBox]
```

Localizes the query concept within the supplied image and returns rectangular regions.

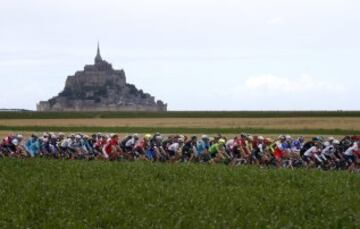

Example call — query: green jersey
[209,143,223,155]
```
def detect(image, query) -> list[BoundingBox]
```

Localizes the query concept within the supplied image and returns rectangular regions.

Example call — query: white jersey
[168,142,180,152]
[125,138,137,148]
[60,138,72,148]
[321,145,335,156]
[257,143,264,153]
[344,142,358,156]
[304,146,318,157]
[276,141,285,151]
[226,139,235,150]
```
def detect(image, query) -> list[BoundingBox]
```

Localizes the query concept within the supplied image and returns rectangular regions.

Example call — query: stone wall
[37,102,167,112]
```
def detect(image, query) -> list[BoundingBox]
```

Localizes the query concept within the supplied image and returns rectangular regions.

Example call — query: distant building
[37,43,167,112]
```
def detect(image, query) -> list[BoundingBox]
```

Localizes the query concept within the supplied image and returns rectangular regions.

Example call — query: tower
[95,42,102,64]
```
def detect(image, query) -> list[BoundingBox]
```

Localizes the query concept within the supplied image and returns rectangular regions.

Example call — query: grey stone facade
[37,44,167,112]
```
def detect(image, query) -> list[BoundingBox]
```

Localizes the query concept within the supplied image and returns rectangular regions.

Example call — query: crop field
[0,159,359,228]
[1,112,360,228]
[1,111,360,119]
[1,111,360,135]
[1,117,360,130]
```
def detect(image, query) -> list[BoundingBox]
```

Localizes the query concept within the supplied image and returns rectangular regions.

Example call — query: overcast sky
[0,0,359,110]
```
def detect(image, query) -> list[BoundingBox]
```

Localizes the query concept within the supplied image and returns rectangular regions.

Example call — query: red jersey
[135,139,146,151]
[252,136,259,149]
[104,139,118,154]
[95,139,106,149]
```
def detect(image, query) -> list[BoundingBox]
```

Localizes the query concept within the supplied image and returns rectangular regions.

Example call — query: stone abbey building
[37,44,167,111]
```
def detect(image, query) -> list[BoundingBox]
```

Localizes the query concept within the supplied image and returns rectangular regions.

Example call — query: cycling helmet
[12,139,19,146]
[202,135,209,140]
[144,134,152,140]
[16,134,23,139]
[218,139,226,145]
[31,133,38,139]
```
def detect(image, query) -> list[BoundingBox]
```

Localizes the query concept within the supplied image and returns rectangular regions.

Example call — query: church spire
[95,41,102,64]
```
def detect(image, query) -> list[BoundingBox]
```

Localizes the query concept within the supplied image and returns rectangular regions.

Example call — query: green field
[1,125,359,135]
[1,111,360,119]
[1,159,359,228]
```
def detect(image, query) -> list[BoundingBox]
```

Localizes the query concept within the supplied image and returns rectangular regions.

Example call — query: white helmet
[323,141,330,147]
[258,136,264,141]
[201,135,209,140]
[16,134,23,139]
[12,139,19,146]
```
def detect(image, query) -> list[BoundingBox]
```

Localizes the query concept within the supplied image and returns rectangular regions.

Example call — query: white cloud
[204,73,351,110]
[266,17,281,25]
[245,74,344,93]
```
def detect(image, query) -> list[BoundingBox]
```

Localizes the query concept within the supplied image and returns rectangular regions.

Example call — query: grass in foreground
[0,159,360,228]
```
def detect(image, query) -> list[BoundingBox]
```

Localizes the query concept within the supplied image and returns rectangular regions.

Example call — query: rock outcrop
[37,44,167,112]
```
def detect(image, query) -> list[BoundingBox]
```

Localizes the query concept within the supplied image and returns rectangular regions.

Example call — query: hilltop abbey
[37,44,167,112]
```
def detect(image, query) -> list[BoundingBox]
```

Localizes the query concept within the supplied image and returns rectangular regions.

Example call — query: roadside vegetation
[0,159,359,228]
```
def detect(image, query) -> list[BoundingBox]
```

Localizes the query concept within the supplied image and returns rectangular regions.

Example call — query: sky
[0,0,359,111]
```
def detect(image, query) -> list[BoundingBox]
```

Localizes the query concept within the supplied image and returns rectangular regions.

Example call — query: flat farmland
[1,111,360,135]
[1,117,360,130]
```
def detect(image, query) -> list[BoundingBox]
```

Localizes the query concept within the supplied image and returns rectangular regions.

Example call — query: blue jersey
[196,140,209,156]
[282,142,291,150]
[291,140,302,150]
[25,138,40,157]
